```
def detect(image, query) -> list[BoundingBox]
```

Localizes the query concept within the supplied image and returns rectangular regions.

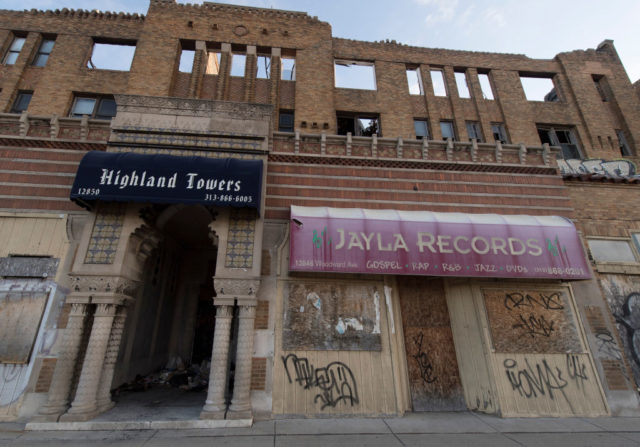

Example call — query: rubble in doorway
[114,356,211,395]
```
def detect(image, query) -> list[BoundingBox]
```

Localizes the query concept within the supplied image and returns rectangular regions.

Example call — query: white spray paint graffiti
[335,317,364,334]
[558,158,639,179]
[373,291,381,334]
[384,286,395,334]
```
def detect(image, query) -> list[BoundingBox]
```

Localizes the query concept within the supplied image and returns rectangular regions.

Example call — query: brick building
[0,0,639,424]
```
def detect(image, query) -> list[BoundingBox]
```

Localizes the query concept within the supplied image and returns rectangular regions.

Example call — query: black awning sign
[71,151,263,211]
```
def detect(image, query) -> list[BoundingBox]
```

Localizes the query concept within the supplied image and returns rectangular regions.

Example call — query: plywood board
[399,277,465,411]
[483,288,582,354]
[283,281,382,351]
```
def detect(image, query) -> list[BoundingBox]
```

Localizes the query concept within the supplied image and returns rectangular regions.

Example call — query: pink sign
[289,206,591,280]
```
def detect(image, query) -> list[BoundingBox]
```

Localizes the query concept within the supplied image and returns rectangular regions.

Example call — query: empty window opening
[592,75,608,102]
[71,95,117,120]
[179,49,195,73]
[455,71,470,98]
[334,60,376,90]
[414,119,429,139]
[616,129,632,156]
[520,74,558,102]
[478,73,494,100]
[281,57,295,81]
[279,110,294,132]
[430,69,447,96]
[440,121,455,140]
[406,67,423,95]
[466,121,483,142]
[205,52,220,75]
[88,40,136,71]
[491,123,508,144]
[10,91,32,114]
[230,53,246,77]
[32,38,55,67]
[337,113,380,137]
[257,55,271,79]
[537,126,581,159]
[4,36,25,65]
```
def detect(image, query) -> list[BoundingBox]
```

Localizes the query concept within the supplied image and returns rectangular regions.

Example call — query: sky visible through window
[5,0,640,83]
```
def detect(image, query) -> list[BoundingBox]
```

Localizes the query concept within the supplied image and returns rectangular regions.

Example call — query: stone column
[32,303,89,421]
[60,303,117,421]
[200,304,234,419]
[228,304,257,419]
[95,305,128,413]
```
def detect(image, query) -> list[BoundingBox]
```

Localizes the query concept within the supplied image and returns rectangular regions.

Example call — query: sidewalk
[2,412,640,446]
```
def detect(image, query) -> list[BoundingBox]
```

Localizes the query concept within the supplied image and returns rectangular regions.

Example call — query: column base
[227,409,252,420]
[59,408,100,422]
[96,400,115,413]
[199,409,226,420]
[30,411,65,423]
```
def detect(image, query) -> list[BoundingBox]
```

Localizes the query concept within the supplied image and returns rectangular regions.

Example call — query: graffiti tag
[557,158,639,179]
[412,333,437,384]
[614,292,640,368]
[282,354,359,410]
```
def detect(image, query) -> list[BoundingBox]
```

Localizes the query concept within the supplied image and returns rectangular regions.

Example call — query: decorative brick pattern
[84,203,126,264]
[250,357,267,391]
[224,208,256,268]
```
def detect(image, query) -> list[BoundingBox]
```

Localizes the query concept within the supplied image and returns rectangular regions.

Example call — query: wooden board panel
[274,279,397,416]
[283,281,382,351]
[483,288,582,354]
[493,352,608,417]
[399,277,465,411]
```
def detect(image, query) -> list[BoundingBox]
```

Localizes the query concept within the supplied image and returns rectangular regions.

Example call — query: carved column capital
[68,274,140,303]
[214,277,260,301]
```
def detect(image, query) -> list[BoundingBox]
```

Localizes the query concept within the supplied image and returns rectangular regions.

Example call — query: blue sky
[4,0,640,82]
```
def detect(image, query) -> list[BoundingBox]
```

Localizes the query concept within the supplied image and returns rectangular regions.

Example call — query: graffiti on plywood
[484,289,582,353]
[281,353,359,410]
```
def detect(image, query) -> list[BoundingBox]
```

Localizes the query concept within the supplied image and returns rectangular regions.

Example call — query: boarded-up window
[283,281,382,351]
[483,288,582,354]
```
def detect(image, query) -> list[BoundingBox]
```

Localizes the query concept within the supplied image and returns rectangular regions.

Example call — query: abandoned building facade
[0,0,639,424]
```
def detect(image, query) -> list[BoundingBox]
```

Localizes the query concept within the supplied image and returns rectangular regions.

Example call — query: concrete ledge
[25,418,252,431]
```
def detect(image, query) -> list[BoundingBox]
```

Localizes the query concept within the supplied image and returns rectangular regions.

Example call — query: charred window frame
[256,54,271,79]
[454,70,471,99]
[32,36,55,67]
[278,110,294,132]
[414,119,430,140]
[466,121,483,142]
[337,112,380,137]
[70,94,117,120]
[478,71,494,100]
[87,38,136,71]
[491,123,509,144]
[281,56,296,81]
[406,66,423,95]
[10,91,32,114]
[440,120,456,140]
[537,125,582,159]
[3,34,26,65]
[616,129,633,156]
[334,60,376,90]
[520,72,560,102]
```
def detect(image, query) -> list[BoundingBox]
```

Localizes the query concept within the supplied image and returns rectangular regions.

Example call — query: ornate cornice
[69,275,140,299]
[214,277,261,298]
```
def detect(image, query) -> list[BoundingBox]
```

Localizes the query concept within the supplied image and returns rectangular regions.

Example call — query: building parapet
[0,112,110,145]
[272,131,559,171]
